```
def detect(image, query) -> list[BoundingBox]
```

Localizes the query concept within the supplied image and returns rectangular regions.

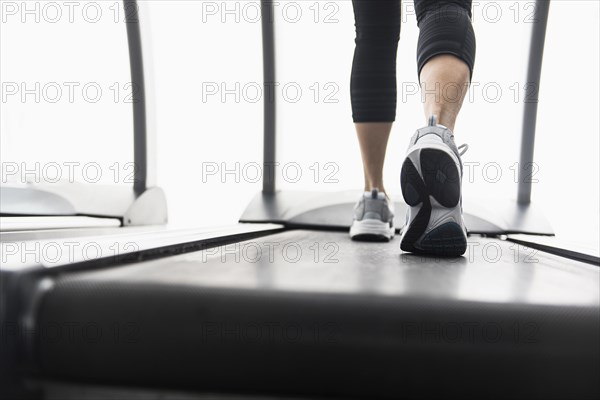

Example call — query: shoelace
[458,143,469,156]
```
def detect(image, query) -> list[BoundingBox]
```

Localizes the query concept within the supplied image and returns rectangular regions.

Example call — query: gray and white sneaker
[350,188,395,241]
[400,116,469,256]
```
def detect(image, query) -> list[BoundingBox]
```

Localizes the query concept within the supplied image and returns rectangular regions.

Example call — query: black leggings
[351,0,476,123]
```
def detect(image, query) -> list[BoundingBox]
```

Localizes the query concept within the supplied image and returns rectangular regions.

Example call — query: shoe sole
[400,143,466,257]
[350,219,394,242]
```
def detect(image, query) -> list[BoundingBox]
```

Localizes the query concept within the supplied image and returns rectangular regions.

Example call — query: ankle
[363,185,388,198]
[427,113,456,132]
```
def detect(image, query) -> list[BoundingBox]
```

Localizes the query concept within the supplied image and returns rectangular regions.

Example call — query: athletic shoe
[399,116,469,256]
[350,188,395,241]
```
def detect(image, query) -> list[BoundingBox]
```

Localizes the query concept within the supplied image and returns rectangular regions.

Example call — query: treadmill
[1,1,598,399]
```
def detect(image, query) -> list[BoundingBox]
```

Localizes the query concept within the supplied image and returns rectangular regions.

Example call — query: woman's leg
[398,0,476,256]
[414,0,476,131]
[355,122,392,194]
[351,0,401,196]
[420,55,470,132]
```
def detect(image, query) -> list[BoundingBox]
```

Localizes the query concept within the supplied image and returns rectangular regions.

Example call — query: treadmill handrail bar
[262,1,277,194]
[124,0,148,194]
[518,0,551,205]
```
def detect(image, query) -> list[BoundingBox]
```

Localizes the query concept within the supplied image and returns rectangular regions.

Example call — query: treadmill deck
[31,230,599,399]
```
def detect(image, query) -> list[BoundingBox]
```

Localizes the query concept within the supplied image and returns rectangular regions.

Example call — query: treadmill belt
[35,231,600,399]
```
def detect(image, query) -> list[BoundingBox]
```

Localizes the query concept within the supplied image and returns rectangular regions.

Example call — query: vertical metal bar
[261,0,277,194]
[124,0,147,194]
[518,0,550,205]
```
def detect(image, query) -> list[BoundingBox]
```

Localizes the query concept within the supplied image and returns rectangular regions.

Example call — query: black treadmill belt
[35,231,600,399]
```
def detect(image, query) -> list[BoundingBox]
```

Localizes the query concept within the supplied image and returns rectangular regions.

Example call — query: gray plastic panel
[0,224,284,271]
[0,187,77,216]
[0,217,121,233]
[0,184,167,227]
[240,190,554,235]
[0,224,285,383]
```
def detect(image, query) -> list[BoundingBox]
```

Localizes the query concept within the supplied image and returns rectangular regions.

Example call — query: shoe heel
[400,147,465,255]
[400,157,431,252]
[419,222,467,256]
[400,156,425,207]
[419,149,461,208]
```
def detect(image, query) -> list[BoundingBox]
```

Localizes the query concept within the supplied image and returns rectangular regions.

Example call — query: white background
[1,0,599,248]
